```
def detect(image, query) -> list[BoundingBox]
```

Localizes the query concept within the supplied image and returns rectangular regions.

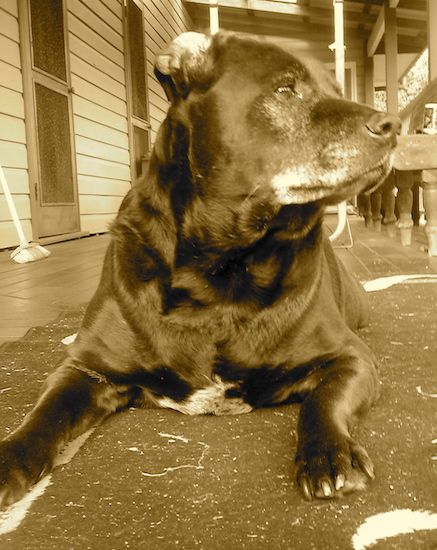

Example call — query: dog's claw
[300,475,313,501]
[296,436,374,500]
[320,479,333,498]
[357,450,375,480]
[335,474,346,491]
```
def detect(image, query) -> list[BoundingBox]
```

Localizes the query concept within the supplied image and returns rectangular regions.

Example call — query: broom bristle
[11,243,51,264]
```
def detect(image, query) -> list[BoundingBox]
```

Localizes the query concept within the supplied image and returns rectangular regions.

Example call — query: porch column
[209,0,219,34]
[364,55,374,108]
[333,0,345,93]
[428,0,437,82]
[384,1,398,115]
[420,1,437,255]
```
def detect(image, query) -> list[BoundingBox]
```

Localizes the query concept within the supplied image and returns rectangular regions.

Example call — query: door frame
[18,0,81,241]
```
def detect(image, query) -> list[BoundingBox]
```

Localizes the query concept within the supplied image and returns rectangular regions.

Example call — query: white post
[384,1,398,114]
[333,0,345,94]
[329,0,348,244]
[209,0,219,34]
[428,0,437,82]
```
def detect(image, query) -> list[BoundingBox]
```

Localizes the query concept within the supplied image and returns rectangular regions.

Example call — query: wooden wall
[145,0,193,141]
[68,0,131,235]
[0,0,32,247]
[0,0,192,249]
[67,0,193,235]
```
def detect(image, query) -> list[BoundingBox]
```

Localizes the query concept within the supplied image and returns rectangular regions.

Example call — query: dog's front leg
[295,353,380,500]
[0,362,133,507]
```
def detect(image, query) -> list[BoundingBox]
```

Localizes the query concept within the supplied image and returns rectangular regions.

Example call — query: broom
[0,163,50,263]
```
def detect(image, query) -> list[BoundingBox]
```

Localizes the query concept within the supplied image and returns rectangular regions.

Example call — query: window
[124,0,150,182]
[30,0,67,81]
[34,83,74,204]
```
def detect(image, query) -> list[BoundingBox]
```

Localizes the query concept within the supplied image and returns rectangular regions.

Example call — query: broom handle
[0,163,27,243]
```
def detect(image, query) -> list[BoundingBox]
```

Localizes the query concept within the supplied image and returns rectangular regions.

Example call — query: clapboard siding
[0,2,32,248]
[0,113,26,143]
[0,194,30,221]
[0,142,27,171]
[0,0,193,248]
[70,56,126,102]
[75,214,115,234]
[72,76,127,116]
[69,13,124,67]
[0,87,24,119]
[69,35,125,85]
[0,9,19,41]
[76,135,130,165]
[144,0,193,141]
[79,194,124,215]
[78,175,131,196]
[1,0,18,17]
[72,95,128,133]
[0,34,21,68]
[76,155,131,181]
[0,167,29,194]
[74,116,129,149]
[100,0,120,17]
[67,0,129,235]
[0,60,23,93]
[68,0,124,52]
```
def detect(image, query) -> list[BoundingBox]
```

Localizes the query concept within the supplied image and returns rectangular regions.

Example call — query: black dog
[0,32,399,505]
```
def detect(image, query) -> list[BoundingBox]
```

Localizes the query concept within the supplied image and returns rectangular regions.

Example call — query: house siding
[67,0,131,235]
[0,0,192,249]
[144,0,193,141]
[68,0,192,235]
[0,0,32,248]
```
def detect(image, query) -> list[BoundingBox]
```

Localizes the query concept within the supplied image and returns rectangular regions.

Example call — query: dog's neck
[112,118,326,310]
[168,216,325,311]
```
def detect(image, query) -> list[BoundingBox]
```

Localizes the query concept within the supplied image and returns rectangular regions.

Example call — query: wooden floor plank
[0,235,110,346]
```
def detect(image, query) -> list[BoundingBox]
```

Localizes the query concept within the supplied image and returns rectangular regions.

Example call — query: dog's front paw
[295,436,375,501]
[0,438,46,507]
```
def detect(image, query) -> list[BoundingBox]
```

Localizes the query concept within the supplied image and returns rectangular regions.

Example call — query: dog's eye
[276,84,303,99]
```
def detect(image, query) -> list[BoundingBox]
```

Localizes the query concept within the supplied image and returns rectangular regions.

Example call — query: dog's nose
[365,111,401,144]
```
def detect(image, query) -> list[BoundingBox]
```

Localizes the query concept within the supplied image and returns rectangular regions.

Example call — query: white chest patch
[156,376,253,416]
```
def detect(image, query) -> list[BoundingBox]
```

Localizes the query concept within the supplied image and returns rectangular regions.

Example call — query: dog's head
[154,32,399,241]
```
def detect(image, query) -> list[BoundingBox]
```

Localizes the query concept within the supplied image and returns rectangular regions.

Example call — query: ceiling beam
[189,12,336,40]
[367,4,384,57]
[184,0,337,20]
[389,0,400,7]
[396,7,427,21]
[185,2,375,31]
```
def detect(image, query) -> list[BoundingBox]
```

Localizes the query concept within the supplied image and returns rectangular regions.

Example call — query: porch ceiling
[182,0,428,55]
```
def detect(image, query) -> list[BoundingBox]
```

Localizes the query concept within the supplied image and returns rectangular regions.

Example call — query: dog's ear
[154,32,213,102]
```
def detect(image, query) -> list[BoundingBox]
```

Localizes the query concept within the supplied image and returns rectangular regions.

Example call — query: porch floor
[0,217,436,347]
[1,217,437,550]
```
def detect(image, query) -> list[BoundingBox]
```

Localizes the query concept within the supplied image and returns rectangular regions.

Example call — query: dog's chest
[155,376,253,416]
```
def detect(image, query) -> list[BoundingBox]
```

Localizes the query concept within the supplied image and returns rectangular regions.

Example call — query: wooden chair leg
[395,170,414,246]
[370,190,382,231]
[422,170,437,256]
[382,171,396,238]
[358,194,372,228]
